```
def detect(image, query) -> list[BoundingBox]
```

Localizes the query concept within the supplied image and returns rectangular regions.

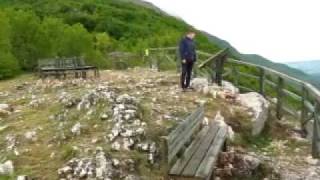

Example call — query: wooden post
[232,64,239,87]
[259,67,265,96]
[215,57,223,86]
[301,85,308,132]
[276,77,284,120]
[160,136,169,179]
[312,102,320,158]
[176,49,181,73]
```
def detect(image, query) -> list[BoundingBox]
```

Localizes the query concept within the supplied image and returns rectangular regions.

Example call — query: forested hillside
[0,0,220,79]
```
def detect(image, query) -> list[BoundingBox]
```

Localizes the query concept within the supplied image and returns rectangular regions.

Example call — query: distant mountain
[288,60,320,74]
[287,60,320,87]
[203,32,319,87]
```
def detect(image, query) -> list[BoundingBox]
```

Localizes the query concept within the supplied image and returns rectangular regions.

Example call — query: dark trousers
[180,61,194,89]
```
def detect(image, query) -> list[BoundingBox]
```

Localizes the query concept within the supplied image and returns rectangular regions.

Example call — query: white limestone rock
[212,112,235,141]
[237,92,270,136]
[190,78,209,92]
[71,122,82,136]
[0,160,14,175]
[24,130,37,141]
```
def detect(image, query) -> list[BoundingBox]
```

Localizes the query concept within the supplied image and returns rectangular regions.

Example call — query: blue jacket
[179,36,197,62]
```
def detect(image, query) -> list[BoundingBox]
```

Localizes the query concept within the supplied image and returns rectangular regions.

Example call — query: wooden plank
[312,102,320,158]
[259,67,265,96]
[265,79,277,88]
[168,109,204,151]
[168,110,204,164]
[283,89,302,101]
[169,126,210,175]
[276,77,284,119]
[305,100,315,112]
[168,107,203,146]
[238,85,255,92]
[282,105,299,117]
[181,125,220,177]
[195,126,228,178]
[198,48,228,69]
[301,85,308,129]
[238,72,259,80]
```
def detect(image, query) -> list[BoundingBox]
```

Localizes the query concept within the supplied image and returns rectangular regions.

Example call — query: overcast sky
[144,0,320,63]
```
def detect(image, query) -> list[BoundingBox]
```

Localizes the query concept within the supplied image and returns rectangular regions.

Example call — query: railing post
[312,102,320,158]
[276,77,284,120]
[231,64,239,87]
[215,55,226,86]
[259,67,265,96]
[301,85,308,131]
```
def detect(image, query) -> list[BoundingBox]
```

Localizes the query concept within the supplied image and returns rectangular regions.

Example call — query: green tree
[0,11,20,79]
[8,10,41,70]
[58,23,93,57]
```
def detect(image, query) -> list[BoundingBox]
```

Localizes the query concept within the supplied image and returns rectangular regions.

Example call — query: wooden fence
[145,47,320,158]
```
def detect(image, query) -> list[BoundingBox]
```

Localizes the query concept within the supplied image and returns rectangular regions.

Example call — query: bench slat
[168,110,204,164]
[195,126,227,178]
[168,106,203,145]
[168,108,204,151]
[169,125,210,175]
[181,125,220,176]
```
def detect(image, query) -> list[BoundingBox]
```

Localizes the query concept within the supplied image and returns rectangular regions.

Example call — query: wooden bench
[38,57,99,79]
[162,106,228,180]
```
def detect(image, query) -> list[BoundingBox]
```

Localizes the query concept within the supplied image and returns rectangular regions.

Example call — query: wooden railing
[146,47,320,158]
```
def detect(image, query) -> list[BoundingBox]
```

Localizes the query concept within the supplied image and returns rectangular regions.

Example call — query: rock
[212,112,235,141]
[305,155,319,165]
[101,113,109,120]
[123,138,135,150]
[0,104,12,116]
[0,160,14,175]
[216,152,261,178]
[0,125,8,132]
[0,104,12,112]
[221,81,239,95]
[125,174,140,180]
[71,122,81,136]
[190,78,209,92]
[24,130,37,141]
[17,175,28,180]
[111,141,121,151]
[237,92,270,136]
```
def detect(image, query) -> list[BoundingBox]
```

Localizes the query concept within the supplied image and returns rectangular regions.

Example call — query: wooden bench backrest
[38,58,57,68]
[167,106,204,165]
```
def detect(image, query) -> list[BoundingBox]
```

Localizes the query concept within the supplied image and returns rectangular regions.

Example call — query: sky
[144,0,320,63]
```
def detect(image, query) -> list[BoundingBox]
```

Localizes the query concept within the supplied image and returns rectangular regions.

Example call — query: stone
[0,104,12,116]
[111,141,121,151]
[125,174,141,180]
[0,160,14,175]
[101,113,109,120]
[24,130,37,141]
[17,175,28,180]
[221,81,239,95]
[71,122,81,136]
[212,112,234,140]
[305,155,319,165]
[123,138,135,150]
[237,92,270,136]
[190,78,209,92]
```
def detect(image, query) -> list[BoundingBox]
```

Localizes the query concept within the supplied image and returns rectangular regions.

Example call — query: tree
[0,11,20,79]
[58,23,94,57]
[8,10,41,70]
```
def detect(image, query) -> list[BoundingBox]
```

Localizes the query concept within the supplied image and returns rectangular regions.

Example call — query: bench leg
[82,71,87,79]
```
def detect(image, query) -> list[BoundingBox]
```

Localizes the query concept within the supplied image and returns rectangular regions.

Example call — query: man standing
[179,30,197,91]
